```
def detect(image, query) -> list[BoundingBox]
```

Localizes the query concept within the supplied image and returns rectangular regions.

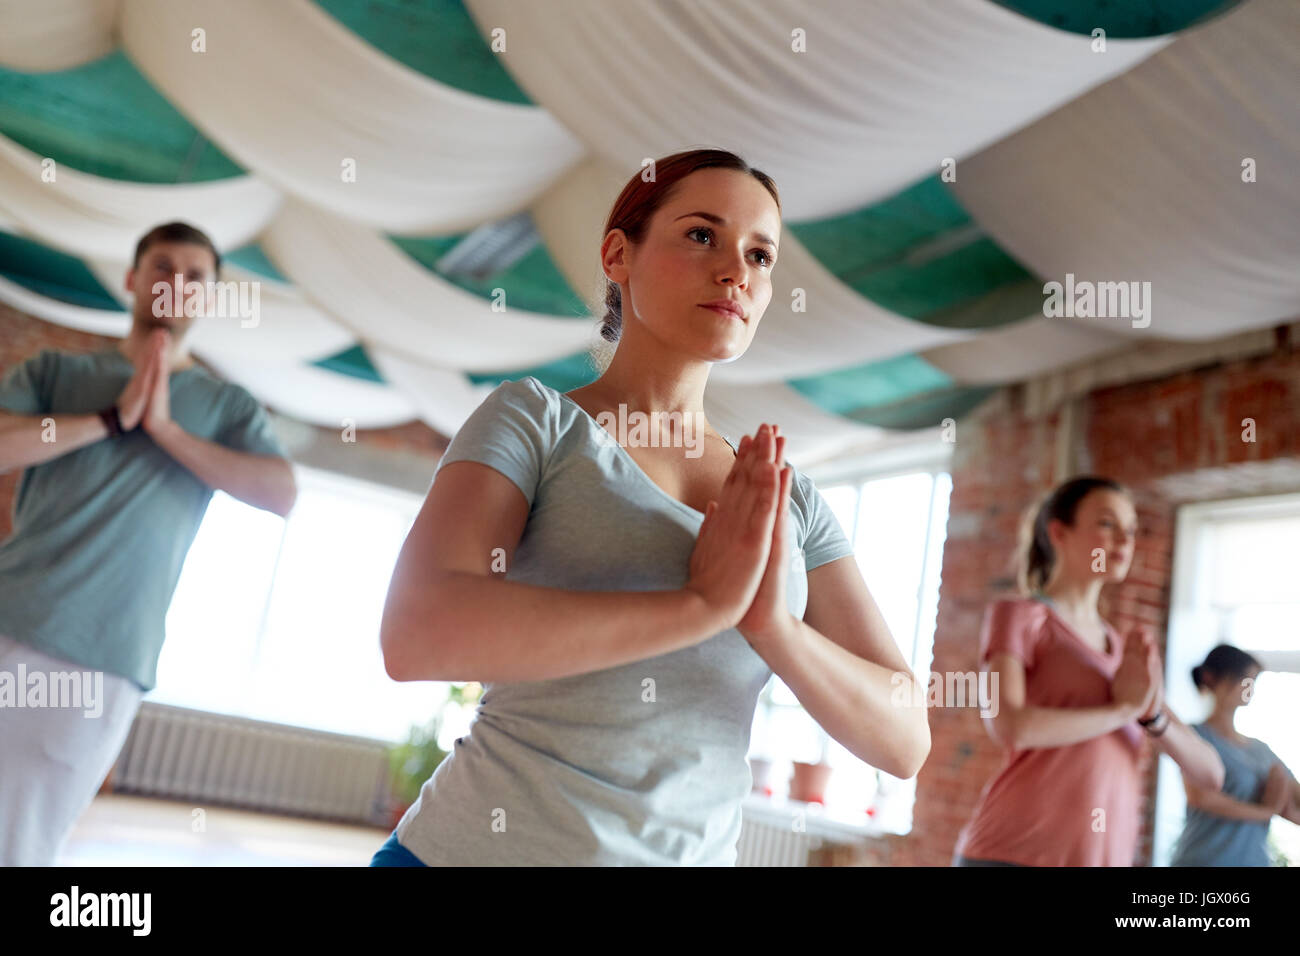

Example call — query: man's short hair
[133,221,221,276]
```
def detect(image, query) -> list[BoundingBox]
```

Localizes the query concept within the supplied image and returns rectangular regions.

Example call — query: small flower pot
[789,761,832,804]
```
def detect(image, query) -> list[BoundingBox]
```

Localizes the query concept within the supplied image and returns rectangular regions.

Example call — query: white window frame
[1155,490,1300,865]
[748,437,954,832]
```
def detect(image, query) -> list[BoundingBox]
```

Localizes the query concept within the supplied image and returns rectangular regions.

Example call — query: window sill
[741,791,884,842]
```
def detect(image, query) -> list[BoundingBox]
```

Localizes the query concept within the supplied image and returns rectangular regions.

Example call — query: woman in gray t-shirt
[1170,645,1300,866]
[371,150,931,866]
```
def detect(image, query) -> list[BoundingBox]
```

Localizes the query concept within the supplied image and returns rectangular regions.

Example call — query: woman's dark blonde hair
[1016,475,1129,594]
[597,148,780,346]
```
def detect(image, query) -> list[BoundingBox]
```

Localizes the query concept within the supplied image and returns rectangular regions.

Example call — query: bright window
[156,453,956,818]
[152,466,446,742]
[747,466,952,833]
[1155,493,1300,865]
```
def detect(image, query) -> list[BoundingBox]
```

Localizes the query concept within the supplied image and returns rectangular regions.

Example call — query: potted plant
[386,682,483,828]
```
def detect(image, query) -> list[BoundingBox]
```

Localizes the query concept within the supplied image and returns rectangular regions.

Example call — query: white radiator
[111,702,393,827]
[736,815,816,866]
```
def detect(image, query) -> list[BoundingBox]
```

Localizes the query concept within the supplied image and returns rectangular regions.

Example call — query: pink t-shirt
[952,596,1145,867]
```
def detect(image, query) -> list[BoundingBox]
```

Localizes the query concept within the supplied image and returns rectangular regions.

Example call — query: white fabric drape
[368,348,501,440]
[119,0,587,234]
[0,0,119,72]
[923,318,1130,384]
[197,352,417,430]
[6,0,1292,446]
[703,380,884,467]
[465,0,1169,219]
[0,134,281,262]
[0,273,128,337]
[260,200,597,371]
[951,0,1300,341]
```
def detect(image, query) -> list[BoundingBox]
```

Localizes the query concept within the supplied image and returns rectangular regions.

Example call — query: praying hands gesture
[107,328,296,517]
[141,330,173,435]
[114,329,168,431]
[1112,625,1160,719]
[686,422,794,647]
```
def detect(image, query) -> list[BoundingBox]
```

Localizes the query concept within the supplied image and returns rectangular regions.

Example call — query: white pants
[0,634,143,866]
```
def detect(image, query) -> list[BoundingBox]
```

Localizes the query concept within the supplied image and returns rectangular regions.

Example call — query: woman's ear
[600,229,630,284]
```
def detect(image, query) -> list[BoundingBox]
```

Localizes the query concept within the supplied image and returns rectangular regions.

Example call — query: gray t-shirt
[1169,724,1284,867]
[0,347,287,691]
[394,375,856,865]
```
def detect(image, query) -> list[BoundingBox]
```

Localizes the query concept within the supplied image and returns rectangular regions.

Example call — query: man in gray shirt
[0,221,297,864]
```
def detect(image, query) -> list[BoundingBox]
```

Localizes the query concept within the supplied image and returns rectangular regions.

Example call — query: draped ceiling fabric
[260,200,595,371]
[0,134,280,261]
[0,0,118,73]
[952,0,1300,340]
[462,0,1171,216]
[120,0,588,234]
[0,0,1293,468]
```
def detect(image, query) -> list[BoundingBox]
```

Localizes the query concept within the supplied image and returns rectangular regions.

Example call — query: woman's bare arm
[762,556,930,780]
[981,653,1141,750]
[1182,779,1274,822]
[381,461,734,683]
[1150,709,1225,791]
[1284,771,1300,825]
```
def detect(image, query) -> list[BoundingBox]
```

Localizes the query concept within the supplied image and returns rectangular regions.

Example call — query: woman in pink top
[952,476,1224,866]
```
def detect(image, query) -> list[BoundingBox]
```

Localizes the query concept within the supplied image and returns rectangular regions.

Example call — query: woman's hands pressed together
[1112,626,1158,719]
[684,422,794,646]
[1131,624,1166,722]
[733,426,795,647]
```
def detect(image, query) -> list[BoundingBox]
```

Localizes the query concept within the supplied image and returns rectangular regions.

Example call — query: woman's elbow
[1179,741,1225,792]
[1196,751,1226,792]
[903,720,932,778]
[380,623,411,682]
[882,712,931,779]
[380,605,423,682]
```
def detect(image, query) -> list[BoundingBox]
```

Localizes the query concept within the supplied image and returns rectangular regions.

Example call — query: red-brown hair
[598,149,780,343]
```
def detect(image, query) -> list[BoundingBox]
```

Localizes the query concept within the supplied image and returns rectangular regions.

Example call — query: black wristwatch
[99,404,125,437]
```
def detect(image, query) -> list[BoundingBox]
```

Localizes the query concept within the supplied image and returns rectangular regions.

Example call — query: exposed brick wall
[850,330,1300,866]
[0,305,446,539]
